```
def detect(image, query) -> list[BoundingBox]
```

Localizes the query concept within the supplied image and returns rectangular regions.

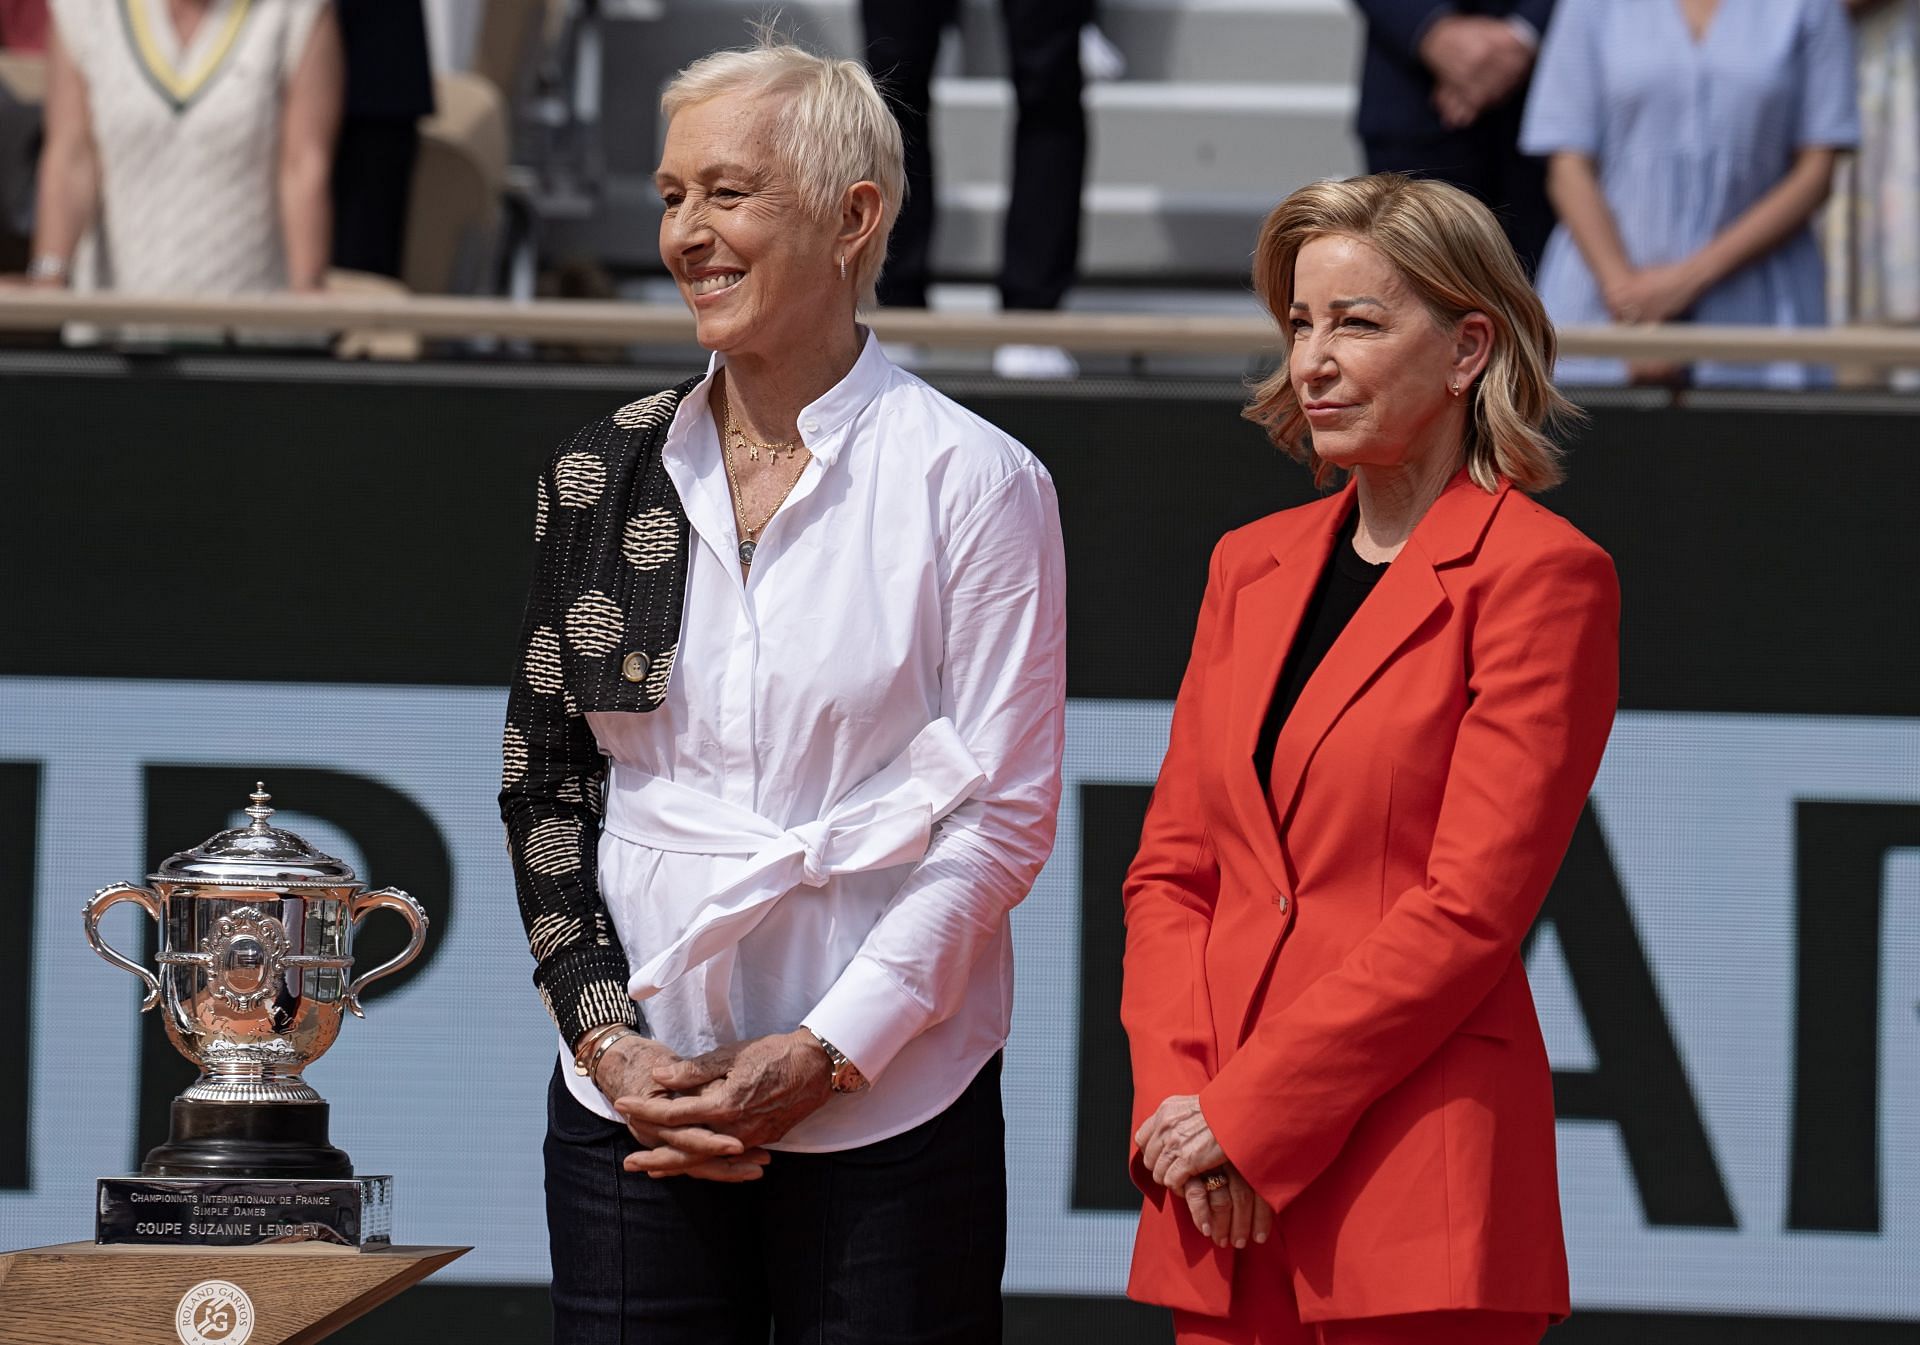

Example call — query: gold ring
[1202,1171,1229,1193]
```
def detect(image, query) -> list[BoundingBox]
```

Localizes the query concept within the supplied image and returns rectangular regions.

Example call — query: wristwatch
[807,1030,870,1094]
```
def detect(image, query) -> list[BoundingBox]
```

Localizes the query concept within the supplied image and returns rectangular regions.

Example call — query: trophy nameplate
[96,1174,393,1247]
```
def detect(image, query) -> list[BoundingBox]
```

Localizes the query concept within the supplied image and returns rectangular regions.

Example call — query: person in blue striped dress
[1520,0,1859,387]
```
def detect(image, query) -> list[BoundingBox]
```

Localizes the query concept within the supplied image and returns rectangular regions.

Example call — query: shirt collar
[663,326,889,471]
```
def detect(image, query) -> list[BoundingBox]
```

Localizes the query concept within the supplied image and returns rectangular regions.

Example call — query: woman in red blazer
[1124,174,1619,1345]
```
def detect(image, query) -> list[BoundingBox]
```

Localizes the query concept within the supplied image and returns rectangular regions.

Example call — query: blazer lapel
[1265,470,1507,837]
[1223,487,1353,898]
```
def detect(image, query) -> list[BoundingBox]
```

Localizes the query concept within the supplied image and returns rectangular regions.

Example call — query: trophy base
[141,1098,353,1179]
[96,1174,393,1248]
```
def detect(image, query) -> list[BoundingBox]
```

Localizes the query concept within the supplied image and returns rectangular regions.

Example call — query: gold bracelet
[572,1023,639,1079]
[571,1021,620,1058]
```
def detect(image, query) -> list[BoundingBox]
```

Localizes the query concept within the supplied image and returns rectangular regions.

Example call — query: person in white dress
[26,0,341,296]
[498,35,1067,1345]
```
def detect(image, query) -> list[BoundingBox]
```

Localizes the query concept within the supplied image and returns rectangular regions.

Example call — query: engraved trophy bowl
[84,783,427,1177]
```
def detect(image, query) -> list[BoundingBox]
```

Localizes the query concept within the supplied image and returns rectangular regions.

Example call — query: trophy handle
[344,886,429,1018]
[84,882,164,1011]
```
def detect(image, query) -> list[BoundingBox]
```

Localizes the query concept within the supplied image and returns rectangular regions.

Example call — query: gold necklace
[720,409,810,567]
[723,398,804,462]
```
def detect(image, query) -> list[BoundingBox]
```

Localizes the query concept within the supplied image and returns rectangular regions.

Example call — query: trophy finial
[245,783,274,830]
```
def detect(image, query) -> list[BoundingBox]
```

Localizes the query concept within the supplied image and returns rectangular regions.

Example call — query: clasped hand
[1135,1095,1272,1250]
[1602,261,1705,327]
[595,1029,834,1182]
[1598,261,1710,383]
[1421,16,1535,129]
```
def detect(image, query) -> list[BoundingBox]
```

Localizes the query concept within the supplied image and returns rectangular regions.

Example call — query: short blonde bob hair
[661,34,906,303]
[1245,174,1575,494]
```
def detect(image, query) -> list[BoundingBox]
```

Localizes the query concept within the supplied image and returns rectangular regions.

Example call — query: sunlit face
[655,93,845,359]
[1288,234,1478,474]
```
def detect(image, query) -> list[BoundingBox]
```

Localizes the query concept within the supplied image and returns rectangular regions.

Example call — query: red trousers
[1172,1239,1548,1345]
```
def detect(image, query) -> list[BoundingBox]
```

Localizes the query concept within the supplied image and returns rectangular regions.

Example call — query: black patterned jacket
[499,378,701,1048]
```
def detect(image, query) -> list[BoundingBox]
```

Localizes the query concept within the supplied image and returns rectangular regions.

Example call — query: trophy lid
[151,783,362,889]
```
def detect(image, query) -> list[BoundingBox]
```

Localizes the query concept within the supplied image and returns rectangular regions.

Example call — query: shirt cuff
[802,956,928,1083]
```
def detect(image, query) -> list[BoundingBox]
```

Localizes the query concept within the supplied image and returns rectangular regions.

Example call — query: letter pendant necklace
[721,397,810,568]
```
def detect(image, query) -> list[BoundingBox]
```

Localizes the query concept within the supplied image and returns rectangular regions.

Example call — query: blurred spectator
[1352,1,1555,274]
[27,0,342,296]
[0,0,46,51]
[863,0,1091,378]
[1825,1,1920,345]
[1521,0,1857,388]
[0,0,46,269]
[330,0,432,279]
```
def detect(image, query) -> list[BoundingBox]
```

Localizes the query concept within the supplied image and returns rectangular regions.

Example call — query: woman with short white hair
[498,35,1066,1345]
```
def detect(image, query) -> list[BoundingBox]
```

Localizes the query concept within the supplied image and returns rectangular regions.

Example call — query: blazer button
[1275,893,1290,913]
[621,651,651,683]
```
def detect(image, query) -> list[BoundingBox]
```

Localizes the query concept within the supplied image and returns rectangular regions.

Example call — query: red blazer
[1121,470,1619,1323]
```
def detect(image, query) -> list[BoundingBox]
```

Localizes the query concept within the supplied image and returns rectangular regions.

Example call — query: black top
[1253,510,1390,786]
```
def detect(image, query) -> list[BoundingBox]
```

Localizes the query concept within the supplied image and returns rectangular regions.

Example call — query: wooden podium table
[0,1241,468,1345]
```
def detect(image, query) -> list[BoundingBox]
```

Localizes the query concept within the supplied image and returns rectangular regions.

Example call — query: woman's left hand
[1181,1166,1274,1250]
[623,1029,834,1151]
[1135,1094,1228,1193]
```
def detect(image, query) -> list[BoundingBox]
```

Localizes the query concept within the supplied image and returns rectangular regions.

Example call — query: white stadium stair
[554,0,1362,286]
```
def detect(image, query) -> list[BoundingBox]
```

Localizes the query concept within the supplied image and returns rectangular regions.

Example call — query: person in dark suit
[330,0,433,279]
[1352,2,1555,273]
[861,0,1091,313]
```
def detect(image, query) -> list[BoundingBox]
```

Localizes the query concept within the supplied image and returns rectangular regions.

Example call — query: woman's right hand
[1181,1165,1273,1251]
[597,1035,772,1182]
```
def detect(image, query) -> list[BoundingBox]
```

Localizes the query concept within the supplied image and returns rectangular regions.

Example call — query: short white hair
[661,35,906,303]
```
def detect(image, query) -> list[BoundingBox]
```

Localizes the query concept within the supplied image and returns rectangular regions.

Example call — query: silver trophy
[84,783,427,1181]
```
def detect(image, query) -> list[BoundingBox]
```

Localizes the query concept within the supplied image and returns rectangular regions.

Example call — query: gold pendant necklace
[720,402,810,567]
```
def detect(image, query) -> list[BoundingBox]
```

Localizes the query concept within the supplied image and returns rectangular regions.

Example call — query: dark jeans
[1363,97,1552,278]
[862,0,1092,310]
[544,1055,1007,1345]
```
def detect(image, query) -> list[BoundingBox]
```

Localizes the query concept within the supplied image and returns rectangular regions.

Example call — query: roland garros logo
[175,1279,255,1345]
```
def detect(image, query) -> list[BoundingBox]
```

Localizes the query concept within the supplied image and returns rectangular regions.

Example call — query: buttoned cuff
[802,956,928,1083]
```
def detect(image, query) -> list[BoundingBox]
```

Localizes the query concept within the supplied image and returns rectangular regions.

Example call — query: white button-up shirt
[560,331,1067,1151]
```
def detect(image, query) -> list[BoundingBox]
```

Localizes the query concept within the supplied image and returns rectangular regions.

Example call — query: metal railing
[2,290,1919,367]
